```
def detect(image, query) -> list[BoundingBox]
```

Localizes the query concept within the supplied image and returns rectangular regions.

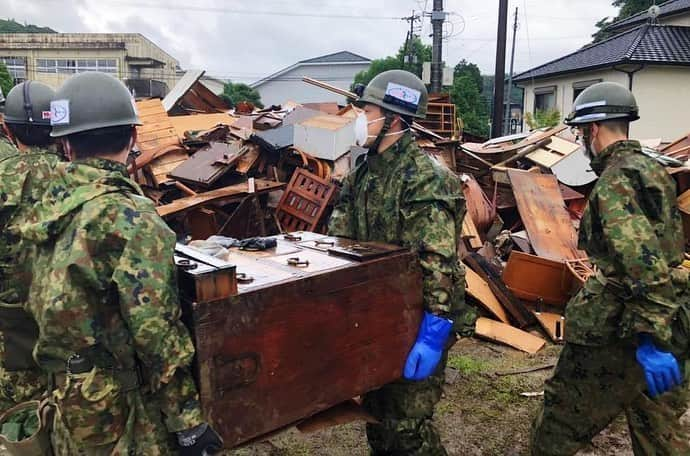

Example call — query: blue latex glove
[636,334,683,397]
[403,312,453,381]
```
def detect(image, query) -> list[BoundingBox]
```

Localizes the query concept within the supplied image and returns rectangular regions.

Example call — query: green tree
[451,60,490,138]
[0,62,13,98]
[524,109,561,130]
[593,0,652,42]
[352,36,432,88]
[221,82,263,109]
[0,18,57,33]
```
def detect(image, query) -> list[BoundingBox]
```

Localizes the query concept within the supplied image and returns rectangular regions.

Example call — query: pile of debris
[128,70,690,354]
[456,125,690,353]
[129,72,461,242]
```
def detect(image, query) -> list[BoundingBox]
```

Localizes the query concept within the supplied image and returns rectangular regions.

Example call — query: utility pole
[504,7,518,135]
[430,0,445,94]
[402,11,421,72]
[491,0,509,138]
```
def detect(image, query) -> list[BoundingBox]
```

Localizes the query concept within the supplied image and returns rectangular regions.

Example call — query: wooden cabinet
[175,233,423,448]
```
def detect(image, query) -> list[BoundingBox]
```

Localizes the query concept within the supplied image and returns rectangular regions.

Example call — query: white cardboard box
[293,114,357,161]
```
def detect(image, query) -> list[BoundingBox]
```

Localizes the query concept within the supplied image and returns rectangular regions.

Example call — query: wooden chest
[175,232,423,448]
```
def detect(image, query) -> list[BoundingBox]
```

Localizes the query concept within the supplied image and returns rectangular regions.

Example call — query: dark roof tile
[514,25,690,82]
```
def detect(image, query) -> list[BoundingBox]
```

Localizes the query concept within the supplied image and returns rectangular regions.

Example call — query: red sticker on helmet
[42,111,51,120]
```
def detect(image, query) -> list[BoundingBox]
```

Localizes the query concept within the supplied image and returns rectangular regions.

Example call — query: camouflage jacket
[16,158,202,453]
[566,140,686,347]
[0,143,61,412]
[328,133,476,335]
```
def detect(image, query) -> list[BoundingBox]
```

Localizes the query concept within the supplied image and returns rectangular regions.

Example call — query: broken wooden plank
[461,216,483,250]
[507,169,585,261]
[465,268,510,324]
[526,136,580,168]
[157,179,285,217]
[297,400,377,434]
[463,253,534,328]
[533,311,566,344]
[475,317,545,354]
[502,251,575,307]
[169,142,244,188]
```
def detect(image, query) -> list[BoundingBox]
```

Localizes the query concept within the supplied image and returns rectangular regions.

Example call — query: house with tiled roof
[514,1,690,141]
[250,51,371,106]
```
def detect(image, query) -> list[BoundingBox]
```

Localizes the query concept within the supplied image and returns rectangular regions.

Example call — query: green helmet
[565,81,639,126]
[4,81,55,126]
[358,69,428,119]
[50,72,141,137]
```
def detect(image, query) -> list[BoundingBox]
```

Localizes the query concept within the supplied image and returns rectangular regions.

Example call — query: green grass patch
[447,354,489,375]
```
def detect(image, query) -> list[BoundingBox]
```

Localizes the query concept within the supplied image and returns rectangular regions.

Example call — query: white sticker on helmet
[575,100,606,110]
[574,113,607,122]
[385,82,421,107]
[50,99,70,126]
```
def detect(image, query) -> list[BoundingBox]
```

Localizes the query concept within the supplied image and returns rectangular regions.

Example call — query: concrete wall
[518,66,690,142]
[0,33,179,90]
[254,62,370,106]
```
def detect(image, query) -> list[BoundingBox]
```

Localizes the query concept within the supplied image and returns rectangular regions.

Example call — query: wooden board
[169,113,236,139]
[502,251,574,307]
[135,99,181,157]
[526,136,580,168]
[474,317,545,354]
[463,253,534,328]
[149,149,190,187]
[185,248,424,448]
[169,142,244,187]
[462,216,483,250]
[533,311,566,343]
[465,268,510,324]
[508,170,585,261]
[157,179,285,217]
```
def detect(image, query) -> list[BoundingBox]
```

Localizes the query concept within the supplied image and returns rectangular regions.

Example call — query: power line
[32,0,407,21]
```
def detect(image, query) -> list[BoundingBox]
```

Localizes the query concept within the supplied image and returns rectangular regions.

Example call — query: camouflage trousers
[531,342,690,456]
[0,336,46,414]
[51,389,178,456]
[363,354,447,456]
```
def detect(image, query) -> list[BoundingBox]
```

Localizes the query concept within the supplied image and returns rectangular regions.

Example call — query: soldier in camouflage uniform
[329,70,476,456]
[531,82,690,455]
[14,72,222,455]
[0,81,61,413]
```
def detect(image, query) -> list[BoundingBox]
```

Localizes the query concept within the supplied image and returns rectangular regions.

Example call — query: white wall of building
[518,66,690,142]
[253,62,370,106]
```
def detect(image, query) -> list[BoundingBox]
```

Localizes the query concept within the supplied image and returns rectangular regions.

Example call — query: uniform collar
[367,132,414,171]
[74,157,129,178]
[590,140,641,175]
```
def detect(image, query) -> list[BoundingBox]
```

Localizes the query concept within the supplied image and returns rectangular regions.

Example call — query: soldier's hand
[404,312,453,381]
[176,422,224,455]
[636,334,683,397]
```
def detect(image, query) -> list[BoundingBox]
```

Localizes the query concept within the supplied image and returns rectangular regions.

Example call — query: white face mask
[354,114,410,147]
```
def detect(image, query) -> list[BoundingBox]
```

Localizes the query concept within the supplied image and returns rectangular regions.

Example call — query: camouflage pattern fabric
[328,133,472,455]
[531,140,690,455]
[16,157,203,454]
[363,355,448,456]
[569,140,686,347]
[531,342,690,455]
[328,132,475,335]
[0,144,62,414]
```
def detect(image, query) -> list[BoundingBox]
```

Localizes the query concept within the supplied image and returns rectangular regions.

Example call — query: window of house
[0,56,27,83]
[572,79,602,101]
[37,59,117,74]
[534,86,556,113]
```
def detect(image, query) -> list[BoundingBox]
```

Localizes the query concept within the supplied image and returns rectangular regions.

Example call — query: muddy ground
[228,336,680,456]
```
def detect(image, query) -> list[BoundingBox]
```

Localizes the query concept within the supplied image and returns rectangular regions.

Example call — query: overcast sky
[5,0,619,83]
